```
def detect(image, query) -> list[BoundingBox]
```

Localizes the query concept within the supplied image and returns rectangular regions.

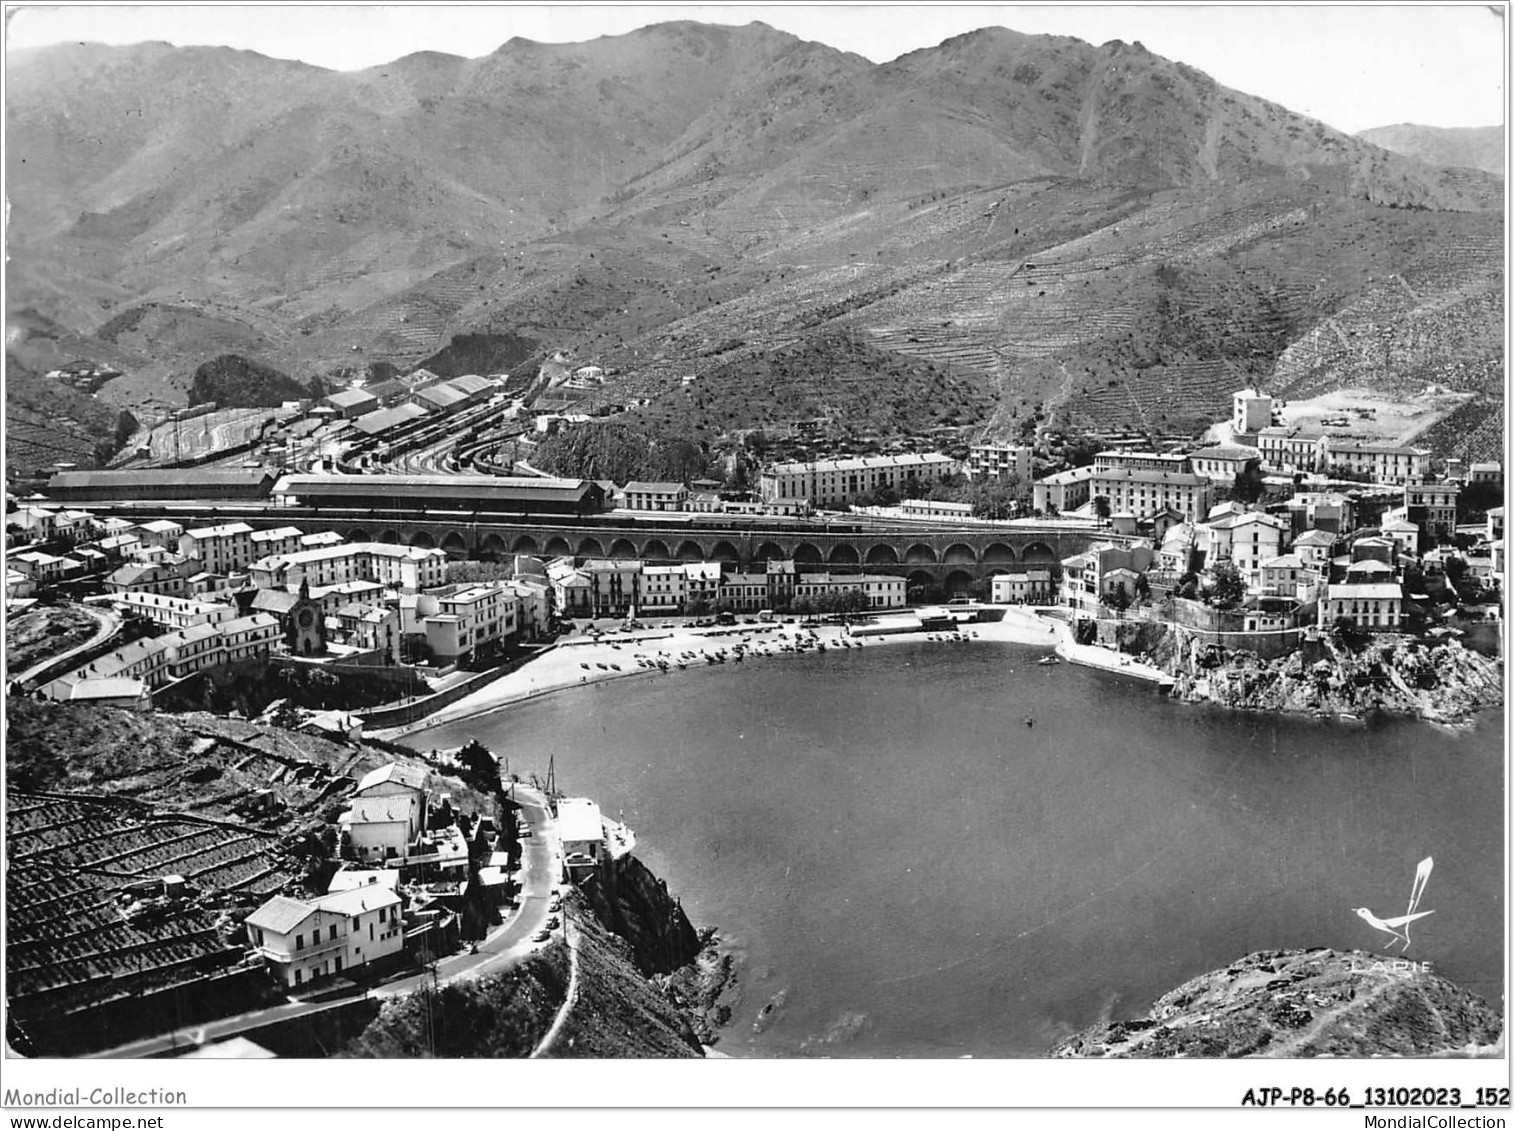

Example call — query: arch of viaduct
[310,517,1109,596]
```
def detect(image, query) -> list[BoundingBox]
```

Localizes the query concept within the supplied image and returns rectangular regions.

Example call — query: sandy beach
[381,607,1070,739]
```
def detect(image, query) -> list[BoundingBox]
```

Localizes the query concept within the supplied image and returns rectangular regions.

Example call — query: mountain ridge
[5,21,1503,466]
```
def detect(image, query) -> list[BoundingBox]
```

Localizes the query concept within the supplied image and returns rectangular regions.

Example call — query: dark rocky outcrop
[578,853,703,975]
[188,354,322,408]
[1053,948,1503,1058]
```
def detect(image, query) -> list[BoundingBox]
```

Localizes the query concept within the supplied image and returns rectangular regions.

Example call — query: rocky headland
[1156,633,1503,726]
[1053,948,1504,1058]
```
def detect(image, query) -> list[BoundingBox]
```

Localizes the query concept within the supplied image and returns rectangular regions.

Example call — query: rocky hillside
[1158,633,1503,726]
[340,887,707,1058]
[1053,947,1503,1057]
[1358,124,1504,177]
[4,352,137,481]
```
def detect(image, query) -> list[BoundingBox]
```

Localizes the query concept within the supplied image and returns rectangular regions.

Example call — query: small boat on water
[1037,656,1061,666]
[580,662,591,670]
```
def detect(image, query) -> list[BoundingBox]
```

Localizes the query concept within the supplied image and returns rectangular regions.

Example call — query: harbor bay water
[414,641,1504,1057]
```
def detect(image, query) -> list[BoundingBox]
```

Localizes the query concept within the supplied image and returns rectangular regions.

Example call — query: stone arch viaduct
[287,514,1110,598]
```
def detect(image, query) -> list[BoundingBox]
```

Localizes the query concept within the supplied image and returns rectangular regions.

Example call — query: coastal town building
[1403,481,1460,550]
[1188,445,1263,485]
[1256,426,1324,474]
[966,443,1032,482]
[1093,450,1193,475]
[791,572,907,610]
[1323,439,1429,485]
[1318,581,1404,632]
[41,611,279,698]
[329,602,401,656]
[423,582,518,663]
[1288,528,1338,574]
[1468,462,1503,486]
[557,797,606,878]
[245,885,404,988]
[1284,491,1356,535]
[1232,389,1275,437]
[1088,467,1214,522]
[1032,466,1095,514]
[249,542,448,595]
[178,522,257,575]
[250,526,306,560]
[759,453,958,509]
[341,763,429,863]
[1205,511,1289,587]
[10,551,69,583]
[136,519,186,550]
[113,591,237,631]
[580,558,643,618]
[621,482,689,512]
[990,569,1054,604]
[547,559,593,618]
[1258,554,1316,601]
[1059,543,1155,614]
[10,505,63,540]
[899,498,974,521]
[641,565,688,613]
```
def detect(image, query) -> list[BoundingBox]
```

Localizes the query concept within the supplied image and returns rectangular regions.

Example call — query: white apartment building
[1032,466,1096,514]
[250,526,306,560]
[245,886,404,988]
[1323,440,1428,485]
[1257,554,1316,601]
[423,582,519,662]
[683,561,723,609]
[1318,581,1404,631]
[621,482,690,512]
[1256,427,1324,474]
[641,565,688,612]
[136,519,186,550]
[178,523,256,574]
[990,569,1055,604]
[9,551,68,583]
[791,572,906,610]
[1233,389,1274,436]
[113,590,237,631]
[1205,511,1288,586]
[219,613,282,662]
[966,443,1032,482]
[1093,451,1192,475]
[1188,445,1262,484]
[249,542,448,595]
[1089,468,1214,521]
[759,453,958,509]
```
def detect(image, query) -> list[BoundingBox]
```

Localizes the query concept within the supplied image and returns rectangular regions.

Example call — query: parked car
[533,928,551,942]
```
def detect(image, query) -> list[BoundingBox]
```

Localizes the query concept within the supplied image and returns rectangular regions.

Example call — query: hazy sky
[5,4,1508,133]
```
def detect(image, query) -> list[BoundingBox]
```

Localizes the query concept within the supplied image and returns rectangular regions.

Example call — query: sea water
[413,641,1504,1057]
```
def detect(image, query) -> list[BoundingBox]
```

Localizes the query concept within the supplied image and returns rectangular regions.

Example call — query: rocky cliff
[1156,632,1503,726]
[578,853,704,975]
[1053,948,1503,1058]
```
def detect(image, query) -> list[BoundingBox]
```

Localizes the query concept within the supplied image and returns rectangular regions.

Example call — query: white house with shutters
[245,884,404,988]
